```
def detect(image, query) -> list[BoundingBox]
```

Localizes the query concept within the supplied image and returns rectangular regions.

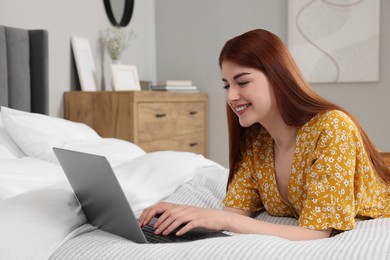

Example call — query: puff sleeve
[223,152,264,212]
[298,113,360,231]
[223,126,266,213]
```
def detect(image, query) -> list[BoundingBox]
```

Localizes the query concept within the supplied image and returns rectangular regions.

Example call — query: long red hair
[219,29,390,189]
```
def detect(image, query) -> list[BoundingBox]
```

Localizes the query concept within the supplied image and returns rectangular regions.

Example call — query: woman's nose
[226,86,240,102]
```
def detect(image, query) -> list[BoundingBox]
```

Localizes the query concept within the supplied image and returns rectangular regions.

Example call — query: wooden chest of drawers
[64,91,208,156]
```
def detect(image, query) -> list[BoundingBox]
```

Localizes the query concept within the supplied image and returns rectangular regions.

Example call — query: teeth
[235,105,248,112]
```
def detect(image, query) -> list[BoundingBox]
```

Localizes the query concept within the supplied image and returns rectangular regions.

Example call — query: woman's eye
[238,81,249,86]
[223,85,229,90]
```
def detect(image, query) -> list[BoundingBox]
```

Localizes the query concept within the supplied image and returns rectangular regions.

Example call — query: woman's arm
[223,207,332,240]
[139,202,332,240]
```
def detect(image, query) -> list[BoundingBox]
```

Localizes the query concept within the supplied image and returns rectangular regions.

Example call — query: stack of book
[150,80,199,93]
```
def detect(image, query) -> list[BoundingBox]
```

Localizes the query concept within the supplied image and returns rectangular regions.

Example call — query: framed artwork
[288,0,380,83]
[111,64,141,91]
[71,36,98,91]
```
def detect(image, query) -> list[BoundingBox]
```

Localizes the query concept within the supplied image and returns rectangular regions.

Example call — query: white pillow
[113,151,223,216]
[0,107,100,161]
[59,138,146,166]
[0,107,146,165]
[0,111,25,158]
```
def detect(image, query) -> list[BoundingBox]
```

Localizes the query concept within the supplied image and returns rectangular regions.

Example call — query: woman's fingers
[138,207,154,226]
[139,202,173,226]
[176,221,197,236]
[154,206,197,235]
[153,206,186,233]
[140,204,225,236]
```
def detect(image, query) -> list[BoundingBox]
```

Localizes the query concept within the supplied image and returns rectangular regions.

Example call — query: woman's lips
[234,104,251,114]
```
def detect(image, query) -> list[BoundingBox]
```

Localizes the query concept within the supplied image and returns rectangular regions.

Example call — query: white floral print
[223,110,390,231]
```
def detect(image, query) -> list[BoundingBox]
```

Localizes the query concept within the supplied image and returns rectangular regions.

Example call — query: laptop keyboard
[142,224,193,243]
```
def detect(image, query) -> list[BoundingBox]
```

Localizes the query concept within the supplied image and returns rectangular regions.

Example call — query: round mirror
[104,0,134,27]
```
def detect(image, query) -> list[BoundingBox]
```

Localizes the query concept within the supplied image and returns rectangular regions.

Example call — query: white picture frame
[71,36,98,91]
[111,64,141,91]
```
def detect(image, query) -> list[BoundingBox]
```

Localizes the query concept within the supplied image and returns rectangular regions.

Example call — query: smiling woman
[103,0,134,27]
[138,29,390,241]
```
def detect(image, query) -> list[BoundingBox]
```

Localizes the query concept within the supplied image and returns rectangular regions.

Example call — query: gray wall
[0,0,156,116]
[155,0,390,167]
[0,1,388,168]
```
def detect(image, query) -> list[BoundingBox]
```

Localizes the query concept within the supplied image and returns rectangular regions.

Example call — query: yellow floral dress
[223,110,390,231]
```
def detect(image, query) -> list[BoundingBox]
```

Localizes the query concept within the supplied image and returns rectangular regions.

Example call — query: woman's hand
[139,203,332,240]
[139,202,230,236]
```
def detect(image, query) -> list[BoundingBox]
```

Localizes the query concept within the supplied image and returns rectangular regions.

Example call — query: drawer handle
[155,113,167,118]
[189,142,198,147]
[189,111,198,115]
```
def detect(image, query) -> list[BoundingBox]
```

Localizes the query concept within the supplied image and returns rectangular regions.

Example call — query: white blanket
[0,157,68,199]
[0,188,94,260]
[0,151,221,260]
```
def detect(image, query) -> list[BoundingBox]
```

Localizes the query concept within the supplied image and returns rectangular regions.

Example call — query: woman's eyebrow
[233,72,251,80]
[222,72,251,82]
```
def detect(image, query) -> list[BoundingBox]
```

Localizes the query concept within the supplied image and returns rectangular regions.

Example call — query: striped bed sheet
[50,167,390,260]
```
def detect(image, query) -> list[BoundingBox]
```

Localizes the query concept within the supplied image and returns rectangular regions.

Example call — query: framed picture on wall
[111,64,141,91]
[71,36,98,91]
[287,0,380,83]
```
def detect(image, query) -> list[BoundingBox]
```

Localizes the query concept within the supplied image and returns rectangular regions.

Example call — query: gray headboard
[0,25,49,114]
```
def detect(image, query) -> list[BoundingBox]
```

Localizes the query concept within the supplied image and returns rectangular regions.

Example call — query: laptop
[53,147,229,244]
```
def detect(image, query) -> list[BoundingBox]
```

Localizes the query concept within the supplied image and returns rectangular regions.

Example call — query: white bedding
[115,151,222,217]
[0,107,147,165]
[0,157,67,199]
[0,153,221,260]
[0,138,220,260]
[0,188,93,260]
[0,112,25,158]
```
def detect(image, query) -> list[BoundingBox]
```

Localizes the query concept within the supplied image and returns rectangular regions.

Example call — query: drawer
[137,102,205,143]
[139,132,206,155]
[176,102,205,134]
[137,103,177,143]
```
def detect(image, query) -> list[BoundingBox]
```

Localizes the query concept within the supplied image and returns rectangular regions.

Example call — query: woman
[139,29,390,240]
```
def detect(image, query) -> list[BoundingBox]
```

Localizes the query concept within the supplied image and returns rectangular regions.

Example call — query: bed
[1,25,389,260]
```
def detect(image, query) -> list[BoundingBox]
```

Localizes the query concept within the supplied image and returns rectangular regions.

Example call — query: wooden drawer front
[173,133,205,155]
[137,103,177,143]
[139,133,205,155]
[137,102,205,143]
[177,102,205,134]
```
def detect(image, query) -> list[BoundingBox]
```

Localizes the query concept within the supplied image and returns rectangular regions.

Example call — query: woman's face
[222,61,278,127]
